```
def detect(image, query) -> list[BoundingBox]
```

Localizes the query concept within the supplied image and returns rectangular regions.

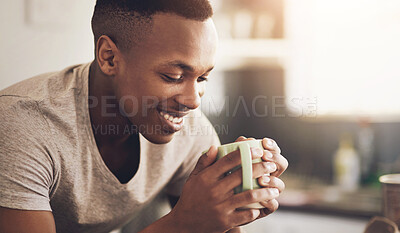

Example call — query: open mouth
[160,111,184,124]
[156,109,187,133]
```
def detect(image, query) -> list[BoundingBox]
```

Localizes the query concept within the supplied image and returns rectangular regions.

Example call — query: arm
[0,100,58,233]
[168,195,246,233]
[0,207,56,233]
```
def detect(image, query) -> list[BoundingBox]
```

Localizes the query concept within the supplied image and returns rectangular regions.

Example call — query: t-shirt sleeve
[0,97,55,211]
[165,114,221,197]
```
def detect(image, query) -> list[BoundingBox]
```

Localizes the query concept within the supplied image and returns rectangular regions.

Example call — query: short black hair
[91,0,213,52]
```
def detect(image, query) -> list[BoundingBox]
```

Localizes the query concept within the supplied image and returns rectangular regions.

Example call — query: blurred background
[2,0,400,232]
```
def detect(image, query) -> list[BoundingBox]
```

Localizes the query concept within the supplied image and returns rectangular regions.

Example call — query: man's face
[113,13,218,144]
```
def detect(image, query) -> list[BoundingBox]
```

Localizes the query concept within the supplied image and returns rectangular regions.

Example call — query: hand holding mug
[168,136,288,233]
[234,136,288,218]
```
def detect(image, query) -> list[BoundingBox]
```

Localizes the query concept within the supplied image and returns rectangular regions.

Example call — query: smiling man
[0,1,287,233]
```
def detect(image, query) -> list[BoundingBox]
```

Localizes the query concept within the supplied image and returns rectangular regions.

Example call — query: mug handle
[239,143,253,192]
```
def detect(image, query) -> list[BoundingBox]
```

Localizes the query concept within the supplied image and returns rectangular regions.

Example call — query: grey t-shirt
[0,63,220,233]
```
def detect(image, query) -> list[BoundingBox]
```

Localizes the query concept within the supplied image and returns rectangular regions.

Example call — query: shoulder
[0,95,47,130]
[0,63,91,141]
[0,95,55,163]
[0,63,89,102]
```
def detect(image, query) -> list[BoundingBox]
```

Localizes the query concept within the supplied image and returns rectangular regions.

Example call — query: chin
[131,110,179,144]
[142,131,175,144]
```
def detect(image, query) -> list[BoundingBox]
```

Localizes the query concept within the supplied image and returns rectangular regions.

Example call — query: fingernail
[262,174,270,183]
[267,139,274,147]
[265,151,273,159]
[267,162,277,172]
[269,188,279,196]
[251,147,263,157]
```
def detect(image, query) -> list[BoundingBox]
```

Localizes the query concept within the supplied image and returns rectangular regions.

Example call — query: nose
[175,81,204,111]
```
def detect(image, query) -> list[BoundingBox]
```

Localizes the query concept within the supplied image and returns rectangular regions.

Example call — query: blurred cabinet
[212,0,287,71]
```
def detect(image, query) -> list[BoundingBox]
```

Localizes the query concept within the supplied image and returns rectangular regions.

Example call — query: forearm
[139,211,245,233]
[139,212,186,233]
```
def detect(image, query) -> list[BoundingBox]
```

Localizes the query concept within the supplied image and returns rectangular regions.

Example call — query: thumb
[190,145,218,176]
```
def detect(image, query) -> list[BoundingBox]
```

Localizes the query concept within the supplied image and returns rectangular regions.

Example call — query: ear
[95,35,122,76]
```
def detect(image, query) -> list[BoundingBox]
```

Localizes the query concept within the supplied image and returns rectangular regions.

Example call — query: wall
[0,0,95,89]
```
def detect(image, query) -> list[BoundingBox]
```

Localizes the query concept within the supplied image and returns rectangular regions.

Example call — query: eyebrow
[161,60,214,74]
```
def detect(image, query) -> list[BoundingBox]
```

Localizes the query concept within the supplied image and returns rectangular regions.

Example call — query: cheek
[118,97,140,117]
[118,72,154,97]
[147,79,182,99]
[127,84,177,113]
[117,69,182,107]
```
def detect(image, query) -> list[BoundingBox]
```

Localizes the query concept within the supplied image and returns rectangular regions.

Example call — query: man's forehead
[126,13,209,51]
[124,12,218,72]
[135,14,217,64]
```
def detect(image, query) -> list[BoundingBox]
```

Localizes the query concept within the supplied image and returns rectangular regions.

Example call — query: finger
[260,148,288,178]
[270,154,288,177]
[235,136,247,142]
[252,161,277,179]
[208,147,264,179]
[217,161,277,193]
[262,138,281,154]
[235,136,256,142]
[224,188,279,209]
[230,208,261,227]
[259,199,279,217]
[262,150,274,161]
[190,145,218,177]
[257,176,285,193]
[236,199,279,227]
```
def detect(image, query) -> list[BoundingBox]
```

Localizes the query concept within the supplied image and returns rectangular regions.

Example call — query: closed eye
[197,76,208,82]
[161,74,183,82]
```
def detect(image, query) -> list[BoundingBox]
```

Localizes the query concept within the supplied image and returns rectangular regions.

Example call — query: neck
[88,61,137,148]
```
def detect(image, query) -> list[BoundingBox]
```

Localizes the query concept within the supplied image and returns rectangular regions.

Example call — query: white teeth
[172,117,180,123]
[160,111,183,124]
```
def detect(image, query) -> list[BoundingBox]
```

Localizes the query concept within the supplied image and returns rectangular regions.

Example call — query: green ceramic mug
[217,139,265,209]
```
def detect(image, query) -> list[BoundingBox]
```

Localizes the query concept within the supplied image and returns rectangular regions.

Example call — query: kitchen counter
[277,173,382,218]
[243,209,369,233]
